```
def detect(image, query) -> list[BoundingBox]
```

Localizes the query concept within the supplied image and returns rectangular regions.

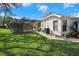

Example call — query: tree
[0,3,21,26]
[20,17,26,22]
[5,16,14,28]
[0,3,21,53]
[38,21,41,27]
[5,16,13,23]
[0,16,3,26]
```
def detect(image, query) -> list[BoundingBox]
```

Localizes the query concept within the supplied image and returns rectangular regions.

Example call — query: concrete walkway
[36,31,79,43]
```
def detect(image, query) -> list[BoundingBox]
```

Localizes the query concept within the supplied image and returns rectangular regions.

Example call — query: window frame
[62,20,67,32]
[53,20,58,31]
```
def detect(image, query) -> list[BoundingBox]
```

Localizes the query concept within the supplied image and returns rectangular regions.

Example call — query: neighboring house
[41,14,79,37]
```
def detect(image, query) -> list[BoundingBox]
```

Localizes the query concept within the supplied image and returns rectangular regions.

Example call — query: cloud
[64,3,76,8]
[0,13,5,16]
[11,16,22,19]
[73,12,79,17]
[74,9,78,11]
[31,14,35,17]
[37,5,48,13]
[22,3,31,7]
[0,13,22,19]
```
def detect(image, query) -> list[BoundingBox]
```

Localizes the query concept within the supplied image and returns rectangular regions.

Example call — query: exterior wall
[41,15,79,37]
[51,19,62,36]
[41,21,45,30]
[41,16,62,36]
[58,20,62,36]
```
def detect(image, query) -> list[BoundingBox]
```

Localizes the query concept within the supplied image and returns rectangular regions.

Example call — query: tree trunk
[3,11,7,26]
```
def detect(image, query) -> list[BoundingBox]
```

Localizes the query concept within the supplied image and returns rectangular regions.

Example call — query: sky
[0,3,79,20]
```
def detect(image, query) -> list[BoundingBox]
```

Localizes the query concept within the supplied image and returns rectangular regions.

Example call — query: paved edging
[36,31,79,43]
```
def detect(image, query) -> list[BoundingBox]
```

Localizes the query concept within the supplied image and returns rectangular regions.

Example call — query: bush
[9,21,24,33]
[0,26,7,29]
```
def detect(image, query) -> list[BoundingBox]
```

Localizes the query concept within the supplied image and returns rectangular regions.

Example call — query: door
[45,28,50,34]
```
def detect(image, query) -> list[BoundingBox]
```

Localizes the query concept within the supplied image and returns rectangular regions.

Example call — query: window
[53,20,58,31]
[62,20,67,31]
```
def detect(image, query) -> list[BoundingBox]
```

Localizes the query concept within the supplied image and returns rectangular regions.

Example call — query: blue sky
[1,3,79,20]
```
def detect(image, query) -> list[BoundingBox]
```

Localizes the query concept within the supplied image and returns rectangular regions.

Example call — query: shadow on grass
[12,31,34,35]
[1,29,79,56]
[0,48,15,56]
[0,45,51,56]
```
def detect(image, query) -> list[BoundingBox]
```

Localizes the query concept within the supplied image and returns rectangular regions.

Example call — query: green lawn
[0,29,79,56]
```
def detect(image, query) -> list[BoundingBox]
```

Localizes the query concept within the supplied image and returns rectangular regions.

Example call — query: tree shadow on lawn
[0,48,15,56]
[0,37,52,56]
[1,31,79,56]
[12,31,34,35]
[2,45,74,56]
[0,31,53,56]
[1,40,79,56]
[0,46,52,56]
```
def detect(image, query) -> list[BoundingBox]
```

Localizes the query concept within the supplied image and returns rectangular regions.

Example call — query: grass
[0,29,79,56]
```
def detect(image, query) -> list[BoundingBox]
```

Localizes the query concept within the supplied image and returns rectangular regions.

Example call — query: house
[41,14,79,37]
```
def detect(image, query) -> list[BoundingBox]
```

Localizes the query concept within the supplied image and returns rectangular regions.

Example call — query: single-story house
[41,14,79,37]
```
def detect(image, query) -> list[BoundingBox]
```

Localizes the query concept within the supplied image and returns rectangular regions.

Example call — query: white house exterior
[41,14,79,37]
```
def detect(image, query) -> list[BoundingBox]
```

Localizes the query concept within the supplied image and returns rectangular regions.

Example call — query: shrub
[9,21,24,33]
[0,26,7,29]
